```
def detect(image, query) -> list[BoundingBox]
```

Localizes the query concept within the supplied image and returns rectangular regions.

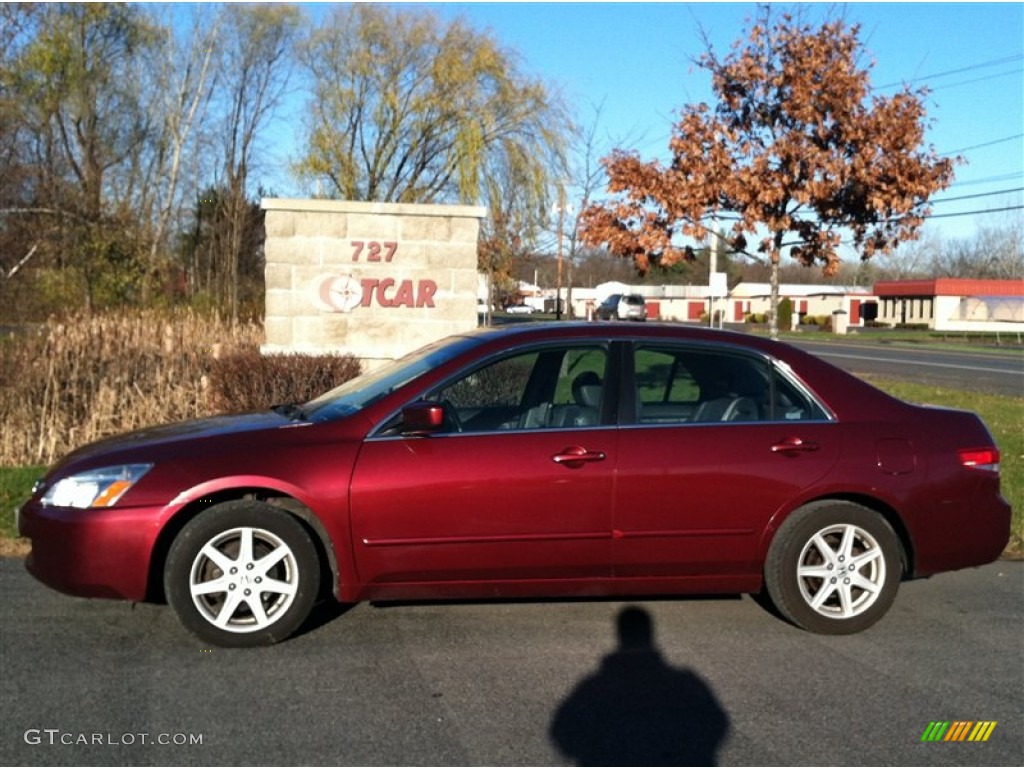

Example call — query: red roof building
[872,279,1023,331]
[874,278,1024,298]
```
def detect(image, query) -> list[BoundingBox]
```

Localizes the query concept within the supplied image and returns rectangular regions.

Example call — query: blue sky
[269,2,1024,249]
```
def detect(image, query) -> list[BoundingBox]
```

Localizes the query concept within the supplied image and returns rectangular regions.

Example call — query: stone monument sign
[261,198,485,367]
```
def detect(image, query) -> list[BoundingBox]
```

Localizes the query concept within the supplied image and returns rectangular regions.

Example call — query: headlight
[40,464,153,509]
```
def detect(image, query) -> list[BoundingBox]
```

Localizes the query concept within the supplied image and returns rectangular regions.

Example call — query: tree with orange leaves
[580,11,956,338]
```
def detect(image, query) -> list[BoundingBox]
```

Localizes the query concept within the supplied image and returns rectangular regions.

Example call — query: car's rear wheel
[764,502,902,634]
[165,501,320,647]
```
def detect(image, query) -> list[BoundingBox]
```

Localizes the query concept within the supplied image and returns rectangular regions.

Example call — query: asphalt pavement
[1,557,1021,766]
[789,339,1024,396]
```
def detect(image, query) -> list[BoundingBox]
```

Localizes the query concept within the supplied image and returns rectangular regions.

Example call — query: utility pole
[708,219,718,328]
[708,220,727,329]
[555,184,566,320]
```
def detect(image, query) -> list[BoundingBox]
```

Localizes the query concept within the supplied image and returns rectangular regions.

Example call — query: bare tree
[19,4,155,222]
[873,230,943,279]
[931,214,1024,279]
[296,4,568,210]
[214,4,300,320]
[557,103,621,315]
[970,214,1024,279]
[141,6,220,278]
[3,4,158,310]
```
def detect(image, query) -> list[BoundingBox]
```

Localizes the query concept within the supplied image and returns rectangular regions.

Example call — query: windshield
[303,334,483,422]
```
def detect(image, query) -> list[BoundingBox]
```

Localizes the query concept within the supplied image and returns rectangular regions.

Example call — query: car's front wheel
[764,502,902,634]
[165,501,321,647]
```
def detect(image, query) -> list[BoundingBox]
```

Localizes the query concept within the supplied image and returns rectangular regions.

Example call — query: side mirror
[401,402,445,436]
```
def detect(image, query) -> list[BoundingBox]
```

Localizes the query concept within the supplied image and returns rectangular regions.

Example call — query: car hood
[56,411,300,467]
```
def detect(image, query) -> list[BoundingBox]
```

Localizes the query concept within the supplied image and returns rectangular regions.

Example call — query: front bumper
[18,500,164,602]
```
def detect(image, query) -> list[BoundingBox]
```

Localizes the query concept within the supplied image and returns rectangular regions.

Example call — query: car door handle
[770,437,820,454]
[552,446,607,467]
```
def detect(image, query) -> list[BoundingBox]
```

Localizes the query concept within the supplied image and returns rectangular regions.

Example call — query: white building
[727,283,873,325]
[502,275,1024,335]
[561,281,874,326]
[874,279,1024,332]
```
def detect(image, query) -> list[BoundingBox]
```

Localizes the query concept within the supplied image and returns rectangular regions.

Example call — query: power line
[948,173,1023,188]
[695,204,1023,225]
[928,69,1022,93]
[874,54,1024,90]
[932,187,1024,204]
[922,204,1024,220]
[940,134,1024,156]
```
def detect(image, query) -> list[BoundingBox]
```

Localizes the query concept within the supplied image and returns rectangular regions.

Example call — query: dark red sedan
[18,323,1010,646]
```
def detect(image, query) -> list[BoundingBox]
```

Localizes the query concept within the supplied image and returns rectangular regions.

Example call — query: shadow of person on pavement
[550,606,730,766]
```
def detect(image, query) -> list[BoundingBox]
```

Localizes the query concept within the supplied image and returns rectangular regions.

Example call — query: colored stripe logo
[921,721,997,742]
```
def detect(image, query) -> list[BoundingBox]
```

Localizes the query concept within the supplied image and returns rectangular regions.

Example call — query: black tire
[764,502,902,635]
[165,500,321,647]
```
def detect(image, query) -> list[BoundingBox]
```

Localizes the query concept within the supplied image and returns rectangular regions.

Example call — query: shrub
[209,350,361,413]
[777,297,793,330]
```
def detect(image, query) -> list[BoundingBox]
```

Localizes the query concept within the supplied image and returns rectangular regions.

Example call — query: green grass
[865,378,1023,556]
[2,380,1020,556]
[754,328,1024,353]
[1,465,45,539]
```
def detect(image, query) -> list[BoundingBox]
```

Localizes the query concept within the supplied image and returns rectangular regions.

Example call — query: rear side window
[632,345,828,424]
[771,365,830,421]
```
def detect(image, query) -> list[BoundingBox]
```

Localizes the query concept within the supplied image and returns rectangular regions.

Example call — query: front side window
[633,345,827,424]
[431,346,608,432]
[305,334,483,422]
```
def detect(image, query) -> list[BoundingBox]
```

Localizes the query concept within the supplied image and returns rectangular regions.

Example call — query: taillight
[958,447,1000,472]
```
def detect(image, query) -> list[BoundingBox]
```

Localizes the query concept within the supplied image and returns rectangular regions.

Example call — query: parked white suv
[595,293,646,321]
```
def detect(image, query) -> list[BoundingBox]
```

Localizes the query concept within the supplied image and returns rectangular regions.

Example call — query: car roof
[458,321,766,348]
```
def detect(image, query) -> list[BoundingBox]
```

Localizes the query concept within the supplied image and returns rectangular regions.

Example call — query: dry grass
[0,311,362,468]
[0,310,265,467]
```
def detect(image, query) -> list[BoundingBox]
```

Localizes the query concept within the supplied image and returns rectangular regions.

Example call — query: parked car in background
[595,293,647,321]
[18,323,1010,646]
[505,303,539,315]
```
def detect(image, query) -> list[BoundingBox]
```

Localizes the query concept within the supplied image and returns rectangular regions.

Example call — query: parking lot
[1,557,1020,766]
